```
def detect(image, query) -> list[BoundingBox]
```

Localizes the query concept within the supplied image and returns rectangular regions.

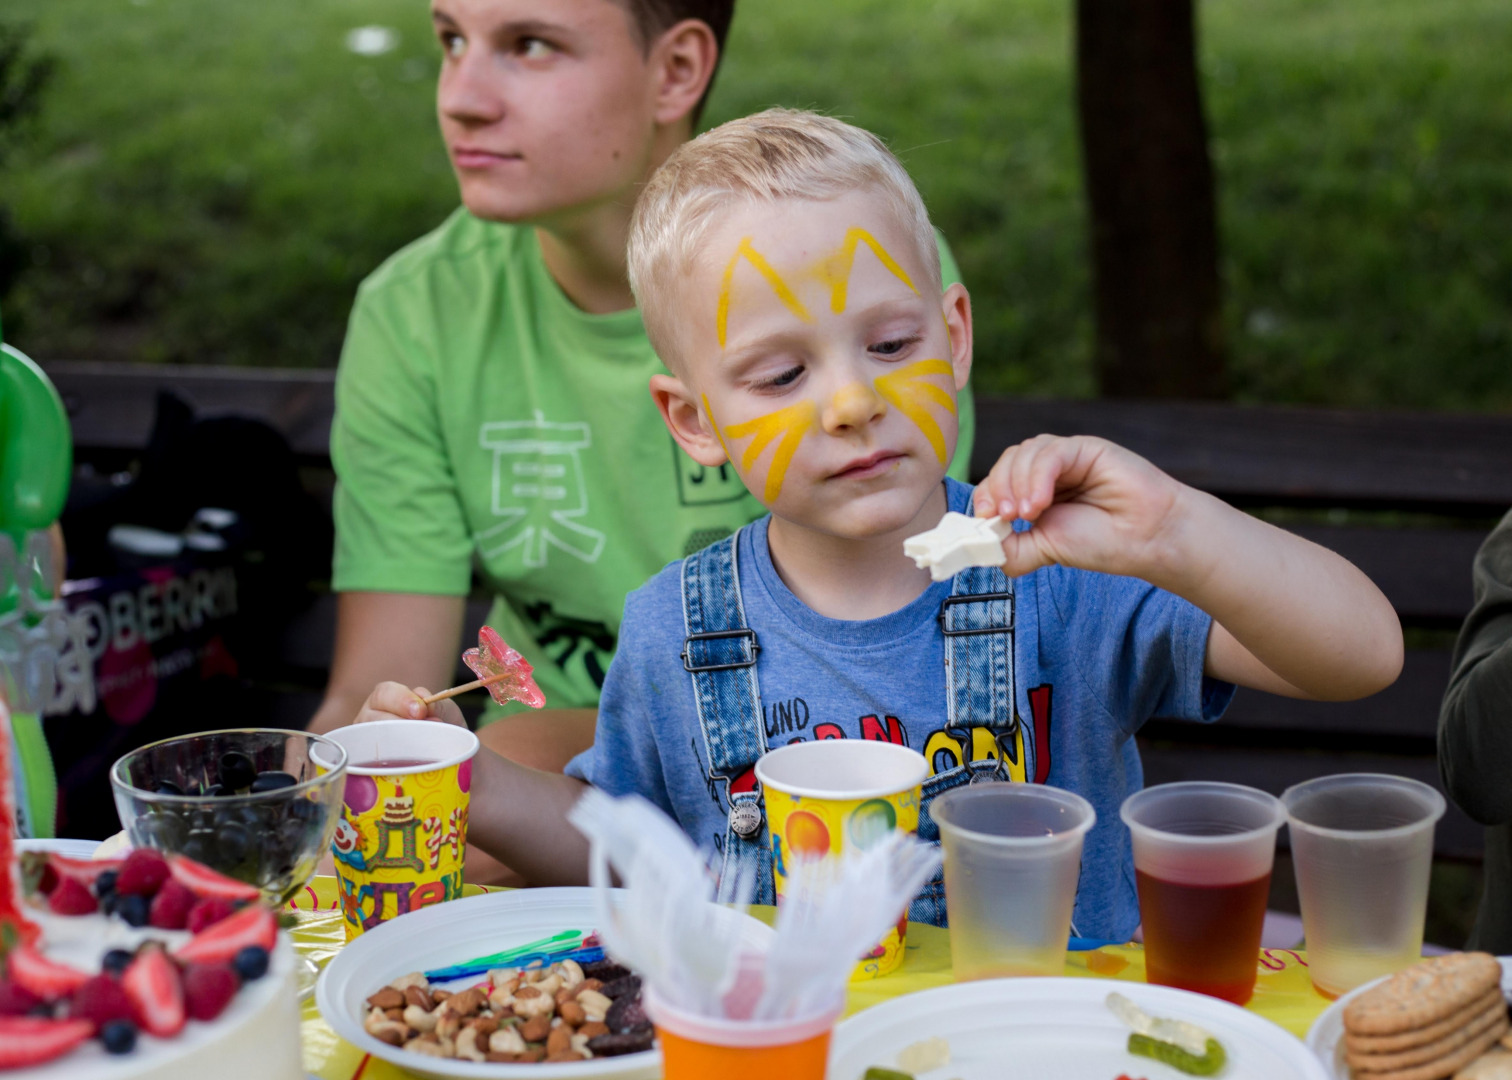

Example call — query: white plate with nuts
[315,886,773,1079]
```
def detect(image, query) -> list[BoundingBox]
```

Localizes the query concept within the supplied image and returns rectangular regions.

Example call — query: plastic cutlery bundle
[568,789,940,1021]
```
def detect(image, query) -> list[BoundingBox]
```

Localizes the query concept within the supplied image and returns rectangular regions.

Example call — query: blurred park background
[4,0,1511,945]
[2,0,1510,408]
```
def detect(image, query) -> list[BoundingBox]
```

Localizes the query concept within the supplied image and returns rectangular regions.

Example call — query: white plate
[316,887,773,1080]
[830,977,1330,1080]
[1305,957,1512,1078]
[16,837,102,859]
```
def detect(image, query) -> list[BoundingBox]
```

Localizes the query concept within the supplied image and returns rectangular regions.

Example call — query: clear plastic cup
[1281,773,1446,998]
[644,986,842,1080]
[931,783,1095,980]
[1121,781,1285,1005]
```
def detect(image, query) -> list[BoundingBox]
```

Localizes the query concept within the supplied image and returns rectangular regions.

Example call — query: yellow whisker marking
[717,237,813,348]
[720,399,818,503]
[820,227,920,314]
[873,359,957,465]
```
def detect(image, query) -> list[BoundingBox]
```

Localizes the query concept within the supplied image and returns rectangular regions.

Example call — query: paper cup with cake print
[755,740,929,978]
[314,720,479,940]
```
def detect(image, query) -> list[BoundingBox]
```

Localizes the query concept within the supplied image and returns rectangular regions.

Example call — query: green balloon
[847,799,897,849]
[0,340,71,552]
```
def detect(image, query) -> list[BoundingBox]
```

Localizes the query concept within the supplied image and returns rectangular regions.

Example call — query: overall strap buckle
[680,628,760,672]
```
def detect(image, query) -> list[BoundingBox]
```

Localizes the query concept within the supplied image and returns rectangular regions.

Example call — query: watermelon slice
[174,904,277,966]
[167,855,261,903]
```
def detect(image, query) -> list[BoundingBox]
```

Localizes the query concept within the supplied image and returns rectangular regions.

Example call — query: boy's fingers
[1027,440,1075,516]
[998,527,1053,578]
[1011,435,1057,519]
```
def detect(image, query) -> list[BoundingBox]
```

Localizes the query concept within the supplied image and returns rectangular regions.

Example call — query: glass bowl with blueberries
[109,728,348,906]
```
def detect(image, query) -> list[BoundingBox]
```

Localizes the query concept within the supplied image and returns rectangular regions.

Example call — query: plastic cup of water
[1121,781,1285,1005]
[1282,773,1446,998]
[931,783,1095,980]
[644,987,842,1080]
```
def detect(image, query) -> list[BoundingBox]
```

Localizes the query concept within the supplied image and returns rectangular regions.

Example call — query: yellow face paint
[717,238,814,348]
[873,359,958,465]
[710,397,818,504]
[815,227,920,314]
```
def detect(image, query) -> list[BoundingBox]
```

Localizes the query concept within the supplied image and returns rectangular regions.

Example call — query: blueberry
[214,822,250,866]
[101,1019,138,1054]
[101,948,133,977]
[250,770,297,793]
[94,870,119,899]
[287,798,316,821]
[118,894,150,928]
[181,832,211,865]
[232,945,270,982]
[152,779,184,796]
[137,812,185,850]
[218,752,257,792]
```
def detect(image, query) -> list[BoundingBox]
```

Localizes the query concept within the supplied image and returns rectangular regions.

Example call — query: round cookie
[1350,1021,1507,1080]
[1349,991,1507,1055]
[1347,1008,1508,1072]
[1345,954,1504,1037]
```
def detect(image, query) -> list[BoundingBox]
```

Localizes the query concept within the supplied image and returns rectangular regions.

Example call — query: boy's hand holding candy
[964,433,1403,701]
[354,626,546,728]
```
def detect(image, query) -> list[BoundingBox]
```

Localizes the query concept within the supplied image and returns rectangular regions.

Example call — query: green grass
[2,0,1510,410]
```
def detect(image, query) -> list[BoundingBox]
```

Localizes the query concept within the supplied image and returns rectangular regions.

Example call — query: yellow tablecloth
[290,877,1332,1080]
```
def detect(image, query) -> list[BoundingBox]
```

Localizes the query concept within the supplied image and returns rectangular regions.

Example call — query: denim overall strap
[679,530,775,905]
[910,563,1019,926]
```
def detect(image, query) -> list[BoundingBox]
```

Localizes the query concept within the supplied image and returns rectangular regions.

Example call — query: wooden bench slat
[44,363,1512,511]
[1147,648,1451,742]
[972,397,1512,510]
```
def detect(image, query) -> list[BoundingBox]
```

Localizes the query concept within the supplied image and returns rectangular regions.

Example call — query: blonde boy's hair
[628,108,941,362]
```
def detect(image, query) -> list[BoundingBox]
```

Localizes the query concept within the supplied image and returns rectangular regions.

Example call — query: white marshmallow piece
[903,511,1014,582]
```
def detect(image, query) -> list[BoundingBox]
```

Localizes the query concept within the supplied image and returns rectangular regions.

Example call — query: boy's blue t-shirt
[566,478,1235,941]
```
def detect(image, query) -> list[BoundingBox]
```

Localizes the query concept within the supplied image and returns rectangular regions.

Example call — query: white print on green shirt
[475,411,606,568]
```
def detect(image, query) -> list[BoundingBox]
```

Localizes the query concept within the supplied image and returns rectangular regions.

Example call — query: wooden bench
[44,362,1512,859]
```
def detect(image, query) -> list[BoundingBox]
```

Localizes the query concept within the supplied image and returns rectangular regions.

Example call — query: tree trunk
[1075,0,1226,399]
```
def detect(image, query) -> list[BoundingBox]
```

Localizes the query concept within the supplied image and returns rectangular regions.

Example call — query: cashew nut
[403,1004,438,1032]
[489,1026,528,1055]
[559,958,585,989]
[455,1027,487,1063]
[576,989,613,1023]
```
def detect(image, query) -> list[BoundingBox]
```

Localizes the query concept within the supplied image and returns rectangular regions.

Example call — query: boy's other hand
[973,434,1187,579]
[354,680,467,728]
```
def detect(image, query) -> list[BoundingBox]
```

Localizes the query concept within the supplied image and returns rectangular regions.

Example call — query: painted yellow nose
[824,381,886,431]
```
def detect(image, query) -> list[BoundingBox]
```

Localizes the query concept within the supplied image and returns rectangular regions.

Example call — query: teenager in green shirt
[310,1,976,874]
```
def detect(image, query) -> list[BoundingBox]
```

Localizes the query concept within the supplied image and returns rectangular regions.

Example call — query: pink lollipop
[419,626,546,708]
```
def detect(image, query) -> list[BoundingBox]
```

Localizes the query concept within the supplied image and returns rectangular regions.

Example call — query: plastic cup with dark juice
[1120,782,1285,1005]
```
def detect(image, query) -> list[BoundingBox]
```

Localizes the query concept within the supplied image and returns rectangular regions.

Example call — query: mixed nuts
[362,957,654,1064]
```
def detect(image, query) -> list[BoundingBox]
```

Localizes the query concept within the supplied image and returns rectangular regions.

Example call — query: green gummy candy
[1127,1033,1228,1076]
[862,1069,915,1080]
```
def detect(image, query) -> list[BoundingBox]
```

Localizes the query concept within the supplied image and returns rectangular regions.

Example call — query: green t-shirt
[331,209,976,719]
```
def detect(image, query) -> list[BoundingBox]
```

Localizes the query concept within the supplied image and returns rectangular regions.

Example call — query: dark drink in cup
[1136,869,1271,1003]
[1121,782,1285,1006]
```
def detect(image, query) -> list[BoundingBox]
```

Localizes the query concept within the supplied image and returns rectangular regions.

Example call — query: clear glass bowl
[110,728,348,905]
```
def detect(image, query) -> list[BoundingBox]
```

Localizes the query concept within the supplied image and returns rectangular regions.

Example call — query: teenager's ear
[649,19,719,128]
[942,282,974,391]
[650,373,728,467]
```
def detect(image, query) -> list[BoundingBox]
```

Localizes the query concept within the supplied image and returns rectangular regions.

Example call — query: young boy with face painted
[363,110,1402,939]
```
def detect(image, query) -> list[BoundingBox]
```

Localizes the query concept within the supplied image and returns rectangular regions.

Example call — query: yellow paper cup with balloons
[313,720,479,941]
[755,740,929,979]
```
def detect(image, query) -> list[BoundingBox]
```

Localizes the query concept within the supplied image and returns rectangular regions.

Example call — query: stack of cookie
[1343,953,1510,1080]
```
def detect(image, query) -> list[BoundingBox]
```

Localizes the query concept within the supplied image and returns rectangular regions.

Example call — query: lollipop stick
[420,670,511,706]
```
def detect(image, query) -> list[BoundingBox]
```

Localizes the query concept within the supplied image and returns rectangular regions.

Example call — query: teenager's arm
[975,435,1403,701]
[357,682,593,885]
[309,592,464,734]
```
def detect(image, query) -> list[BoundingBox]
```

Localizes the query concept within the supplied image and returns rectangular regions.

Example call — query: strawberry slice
[48,853,123,888]
[0,1016,94,1068]
[174,904,276,966]
[123,947,184,1037]
[8,944,91,1000]
[168,855,261,904]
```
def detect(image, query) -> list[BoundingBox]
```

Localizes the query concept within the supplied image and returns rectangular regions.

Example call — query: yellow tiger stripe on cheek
[717,237,814,348]
[873,358,958,465]
[718,399,818,503]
